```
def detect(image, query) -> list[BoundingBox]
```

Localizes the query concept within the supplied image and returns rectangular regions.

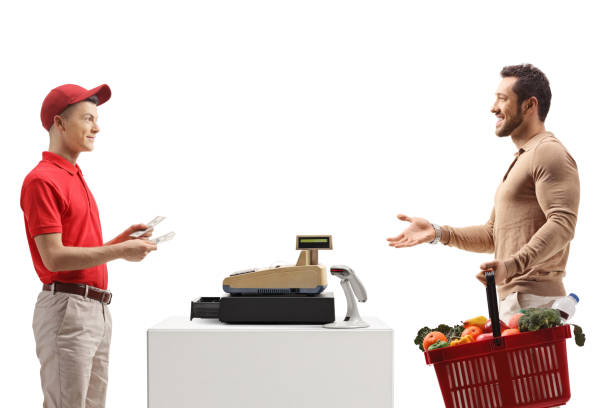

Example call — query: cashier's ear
[52,115,66,132]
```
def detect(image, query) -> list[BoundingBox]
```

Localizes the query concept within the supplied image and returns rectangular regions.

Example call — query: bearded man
[387,64,580,324]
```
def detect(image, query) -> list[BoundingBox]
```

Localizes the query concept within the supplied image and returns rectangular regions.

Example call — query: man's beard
[496,109,523,137]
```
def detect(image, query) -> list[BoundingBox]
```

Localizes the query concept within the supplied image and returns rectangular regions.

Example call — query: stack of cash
[130,216,176,244]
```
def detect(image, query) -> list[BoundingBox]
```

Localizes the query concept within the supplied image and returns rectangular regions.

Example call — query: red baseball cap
[40,84,111,131]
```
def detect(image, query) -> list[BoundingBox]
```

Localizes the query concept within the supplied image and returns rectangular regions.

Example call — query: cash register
[191,235,335,324]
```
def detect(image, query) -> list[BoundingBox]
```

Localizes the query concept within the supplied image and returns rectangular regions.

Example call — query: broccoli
[518,308,586,347]
[518,308,561,332]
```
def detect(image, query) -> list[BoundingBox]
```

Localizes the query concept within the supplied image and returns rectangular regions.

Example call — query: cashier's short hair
[60,95,100,118]
[501,64,551,121]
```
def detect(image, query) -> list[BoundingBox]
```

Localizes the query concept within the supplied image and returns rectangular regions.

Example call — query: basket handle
[485,270,502,345]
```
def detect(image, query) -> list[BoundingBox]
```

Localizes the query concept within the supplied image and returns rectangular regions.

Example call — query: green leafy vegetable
[437,324,465,341]
[571,324,586,347]
[414,326,432,351]
[518,308,561,332]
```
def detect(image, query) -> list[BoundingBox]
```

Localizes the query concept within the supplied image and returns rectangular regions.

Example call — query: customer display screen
[296,236,332,250]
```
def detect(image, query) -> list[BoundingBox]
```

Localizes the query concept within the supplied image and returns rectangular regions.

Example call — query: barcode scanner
[324,265,369,329]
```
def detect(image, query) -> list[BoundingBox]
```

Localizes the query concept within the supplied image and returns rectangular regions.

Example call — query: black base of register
[190,293,335,324]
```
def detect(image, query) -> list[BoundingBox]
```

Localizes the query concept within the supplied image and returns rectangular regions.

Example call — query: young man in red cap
[21,84,158,408]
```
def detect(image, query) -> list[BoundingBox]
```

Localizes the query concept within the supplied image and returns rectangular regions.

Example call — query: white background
[1,1,610,406]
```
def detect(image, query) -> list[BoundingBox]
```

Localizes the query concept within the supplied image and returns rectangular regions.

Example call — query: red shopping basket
[424,271,572,407]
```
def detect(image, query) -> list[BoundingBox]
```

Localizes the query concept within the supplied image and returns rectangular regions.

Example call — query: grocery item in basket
[475,332,493,341]
[552,293,579,322]
[507,312,523,329]
[427,340,449,350]
[501,328,520,336]
[572,325,586,346]
[519,307,586,346]
[518,308,561,331]
[483,318,509,333]
[449,335,473,347]
[423,331,447,351]
[461,325,482,339]
[414,324,464,351]
[462,315,487,330]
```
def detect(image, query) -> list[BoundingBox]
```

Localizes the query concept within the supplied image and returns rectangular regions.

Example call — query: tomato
[423,331,447,351]
[508,313,524,330]
[461,325,483,339]
[502,328,520,336]
[483,319,510,333]
[476,333,494,342]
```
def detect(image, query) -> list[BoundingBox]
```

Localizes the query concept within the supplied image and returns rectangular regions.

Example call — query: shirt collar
[516,132,554,156]
[42,151,80,175]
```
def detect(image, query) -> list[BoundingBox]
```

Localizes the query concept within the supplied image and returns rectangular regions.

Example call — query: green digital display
[300,238,329,244]
[296,236,332,250]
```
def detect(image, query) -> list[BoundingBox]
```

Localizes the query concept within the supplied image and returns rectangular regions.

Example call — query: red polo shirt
[21,152,108,289]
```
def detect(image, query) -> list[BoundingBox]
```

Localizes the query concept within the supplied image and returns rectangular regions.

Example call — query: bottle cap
[569,293,579,303]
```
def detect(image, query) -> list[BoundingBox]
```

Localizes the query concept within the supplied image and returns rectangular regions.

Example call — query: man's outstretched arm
[387,209,495,253]
[440,207,495,253]
[35,233,157,272]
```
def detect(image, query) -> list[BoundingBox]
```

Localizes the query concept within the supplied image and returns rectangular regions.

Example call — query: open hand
[387,214,435,248]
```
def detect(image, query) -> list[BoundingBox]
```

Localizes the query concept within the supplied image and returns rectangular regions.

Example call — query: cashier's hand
[119,239,157,262]
[476,260,509,285]
[387,214,436,248]
[106,223,153,245]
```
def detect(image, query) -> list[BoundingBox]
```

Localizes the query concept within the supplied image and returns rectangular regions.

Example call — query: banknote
[130,216,166,238]
[151,231,175,245]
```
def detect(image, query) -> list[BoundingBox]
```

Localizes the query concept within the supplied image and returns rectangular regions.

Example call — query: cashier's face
[55,101,100,153]
[491,77,523,137]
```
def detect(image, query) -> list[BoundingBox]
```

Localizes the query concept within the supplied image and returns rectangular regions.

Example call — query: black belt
[43,282,112,305]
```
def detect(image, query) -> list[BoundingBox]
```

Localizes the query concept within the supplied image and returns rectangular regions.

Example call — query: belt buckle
[103,291,112,305]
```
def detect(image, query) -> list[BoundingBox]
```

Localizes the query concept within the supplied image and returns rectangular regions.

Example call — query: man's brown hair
[501,64,551,121]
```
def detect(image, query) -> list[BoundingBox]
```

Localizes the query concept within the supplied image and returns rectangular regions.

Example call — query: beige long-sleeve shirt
[440,132,580,299]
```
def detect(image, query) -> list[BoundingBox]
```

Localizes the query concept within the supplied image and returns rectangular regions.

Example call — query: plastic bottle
[551,293,579,322]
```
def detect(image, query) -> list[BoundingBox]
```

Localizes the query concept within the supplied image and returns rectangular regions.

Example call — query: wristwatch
[429,223,441,244]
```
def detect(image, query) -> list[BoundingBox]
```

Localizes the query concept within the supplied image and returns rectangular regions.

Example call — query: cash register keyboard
[229,268,258,276]
[230,264,286,276]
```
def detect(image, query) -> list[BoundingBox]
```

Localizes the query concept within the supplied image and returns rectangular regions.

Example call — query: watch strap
[430,223,441,244]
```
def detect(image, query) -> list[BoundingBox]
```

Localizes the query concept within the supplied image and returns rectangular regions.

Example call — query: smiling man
[387,64,580,324]
[21,84,157,408]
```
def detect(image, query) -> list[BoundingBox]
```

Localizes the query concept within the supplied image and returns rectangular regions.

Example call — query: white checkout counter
[147,316,393,408]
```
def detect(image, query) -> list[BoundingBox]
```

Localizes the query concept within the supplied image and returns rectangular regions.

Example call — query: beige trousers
[499,292,562,408]
[498,292,561,326]
[32,291,112,408]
